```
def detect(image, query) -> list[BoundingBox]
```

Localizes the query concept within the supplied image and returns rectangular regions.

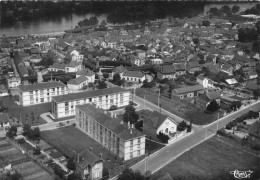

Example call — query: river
[0,2,258,37]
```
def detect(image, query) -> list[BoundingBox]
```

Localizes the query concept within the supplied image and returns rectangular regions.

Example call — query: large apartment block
[52,87,131,119]
[18,81,67,106]
[76,104,146,161]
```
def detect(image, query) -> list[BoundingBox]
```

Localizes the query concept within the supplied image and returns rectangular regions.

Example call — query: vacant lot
[135,88,223,125]
[152,135,260,180]
[1,96,48,125]
[41,126,164,177]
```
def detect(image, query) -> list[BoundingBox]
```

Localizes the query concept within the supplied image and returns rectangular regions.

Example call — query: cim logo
[230,170,253,179]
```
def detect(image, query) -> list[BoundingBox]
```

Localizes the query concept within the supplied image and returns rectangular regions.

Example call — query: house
[0,85,9,97]
[48,63,66,72]
[195,91,221,110]
[30,55,42,63]
[244,71,258,81]
[133,58,145,66]
[173,63,186,76]
[0,113,10,131]
[196,75,214,89]
[65,61,83,73]
[18,81,68,106]
[220,63,234,76]
[111,65,127,78]
[172,85,204,99]
[143,111,178,140]
[122,71,145,83]
[76,104,146,161]
[6,76,21,89]
[76,69,95,83]
[186,61,200,74]
[150,58,163,65]
[75,150,103,180]
[52,87,130,119]
[70,50,84,62]
[225,78,238,85]
[67,76,89,91]
[157,65,176,80]
[248,119,260,146]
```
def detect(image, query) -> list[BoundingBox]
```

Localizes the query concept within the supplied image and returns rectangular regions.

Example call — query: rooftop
[123,71,145,78]
[76,104,145,141]
[76,69,95,76]
[52,87,129,103]
[77,149,102,169]
[173,85,204,95]
[19,81,66,92]
[0,113,9,124]
[68,76,88,85]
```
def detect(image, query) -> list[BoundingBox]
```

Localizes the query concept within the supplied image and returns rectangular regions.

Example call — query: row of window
[29,87,65,95]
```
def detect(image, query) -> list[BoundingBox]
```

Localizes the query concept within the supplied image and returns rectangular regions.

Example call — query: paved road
[34,119,75,131]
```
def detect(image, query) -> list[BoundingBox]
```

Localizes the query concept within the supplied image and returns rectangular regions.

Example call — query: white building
[65,61,83,73]
[122,71,145,83]
[70,50,84,62]
[52,87,131,119]
[0,113,10,132]
[76,104,146,161]
[67,76,89,91]
[6,76,21,89]
[196,75,215,89]
[18,81,68,106]
[76,69,95,83]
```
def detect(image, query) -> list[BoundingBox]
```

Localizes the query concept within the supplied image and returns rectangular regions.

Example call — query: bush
[202,20,210,26]
[250,144,260,151]
[33,146,41,155]
[16,138,26,144]
[157,131,169,143]
[110,105,117,111]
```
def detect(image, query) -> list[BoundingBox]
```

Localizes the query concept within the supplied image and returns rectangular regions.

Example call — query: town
[0,2,260,180]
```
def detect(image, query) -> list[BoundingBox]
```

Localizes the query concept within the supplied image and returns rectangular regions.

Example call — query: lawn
[152,135,260,180]
[146,139,165,155]
[1,96,48,126]
[41,126,149,177]
[135,88,224,125]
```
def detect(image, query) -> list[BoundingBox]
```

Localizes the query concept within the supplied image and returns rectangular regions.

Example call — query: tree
[117,168,145,180]
[6,125,17,139]
[123,104,139,124]
[103,72,109,79]
[192,37,199,46]
[232,5,240,14]
[66,158,76,172]
[33,146,41,155]
[206,100,220,112]
[67,173,81,180]
[220,5,232,16]
[100,19,107,27]
[202,20,210,27]
[22,124,31,137]
[97,80,107,89]
[23,124,40,140]
[64,57,71,64]
[112,73,121,83]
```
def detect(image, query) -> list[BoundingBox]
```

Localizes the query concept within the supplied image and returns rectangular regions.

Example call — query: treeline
[242,4,260,15]
[77,17,98,28]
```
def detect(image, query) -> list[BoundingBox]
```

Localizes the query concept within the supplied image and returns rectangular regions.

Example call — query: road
[34,119,75,131]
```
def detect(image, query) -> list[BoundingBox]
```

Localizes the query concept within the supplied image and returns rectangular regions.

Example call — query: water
[0,2,258,37]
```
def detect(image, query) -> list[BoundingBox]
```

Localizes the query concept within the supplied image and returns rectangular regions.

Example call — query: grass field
[152,135,260,180]
[1,96,48,126]
[41,126,164,177]
[135,88,223,125]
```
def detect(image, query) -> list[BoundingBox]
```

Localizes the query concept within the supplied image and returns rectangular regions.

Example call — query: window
[94,164,100,170]
[130,147,133,151]
[138,138,141,144]
[130,140,133,146]
[29,91,33,95]
[130,152,133,159]
[95,172,100,178]
[137,150,140,156]
[137,144,140,149]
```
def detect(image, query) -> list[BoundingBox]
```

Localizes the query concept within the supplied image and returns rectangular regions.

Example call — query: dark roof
[144,111,177,130]
[173,85,204,95]
[158,65,175,74]
[150,173,174,180]
[19,81,66,92]
[52,87,129,103]
[173,63,185,71]
[76,104,145,140]
[188,61,200,68]
[112,65,127,73]
[68,76,88,85]
[77,150,102,169]
[122,71,145,78]
[66,61,82,67]
[0,113,9,124]
[49,63,66,69]
[76,69,95,76]
[249,121,260,138]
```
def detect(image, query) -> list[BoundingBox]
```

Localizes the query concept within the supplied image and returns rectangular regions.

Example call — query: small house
[248,119,260,147]
[172,85,204,99]
[122,71,145,83]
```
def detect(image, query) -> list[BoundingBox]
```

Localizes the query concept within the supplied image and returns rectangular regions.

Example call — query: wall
[156,118,177,135]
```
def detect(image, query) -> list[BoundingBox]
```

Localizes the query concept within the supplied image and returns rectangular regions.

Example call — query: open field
[1,96,48,126]
[152,135,260,180]
[41,126,164,177]
[135,88,223,125]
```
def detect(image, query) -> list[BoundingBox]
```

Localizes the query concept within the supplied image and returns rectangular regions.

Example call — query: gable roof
[188,61,200,68]
[76,104,145,141]
[249,121,260,138]
[49,63,66,70]
[112,65,127,74]
[77,150,102,169]
[123,71,145,78]
[66,61,82,68]
[19,81,66,92]
[68,76,88,85]
[76,69,95,76]
[0,113,9,124]
[173,85,204,95]
[173,63,185,71]
[158,65,175,74]
[145,111,177,130]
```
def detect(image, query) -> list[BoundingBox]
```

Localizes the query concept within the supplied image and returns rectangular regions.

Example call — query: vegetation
[66,158,76,172]
[33,146,41,155]
[112,73,125,86]
[206,100,220,112]
[123,103,139,125]
[6,125,17,139]
[77,16,98,27]
[117,168,146,180]
[22,124,40,141]
[202,20,210,27]
[97,80,107,89]
[157,132,169,143]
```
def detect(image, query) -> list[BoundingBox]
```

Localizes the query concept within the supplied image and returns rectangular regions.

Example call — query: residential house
[76,104,146,161]
[143,111,178,140]
[0,85,9,97]
[48,63,66,72]
[65,61,83,73]
[122,71,145,83]
[186,61,200,74]
[220,63,234,76]
[150,58,163,65]
[30,55,42,63]
[0,113,10,131]
[157,65,176,80]
[111,66,127,78]
[244,71,258,81]
[76,69,95,83]
[6,76,21,89]
[52,87,130,119]
[248,119,260,147]
[133,58,145,66]
[172,85,204,99]
[67,76,89,91]
[195,91,221,110]
[173,63,186,76]
[18,81,67,106]
[196,75,214,89]
[75,150,103,180]
[70,50,84,62]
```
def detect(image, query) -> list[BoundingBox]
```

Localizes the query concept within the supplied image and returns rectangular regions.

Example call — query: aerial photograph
[0,0,260,180]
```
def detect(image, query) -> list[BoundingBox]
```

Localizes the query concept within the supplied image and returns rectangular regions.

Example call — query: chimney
[77,153,80,163]
[130,129,132,134]
[131,123,134,129]
[99,153,102,159]
[120,120,123,125]
[111,112,113,118]
[89,147,92,151]
[128,121,130,129]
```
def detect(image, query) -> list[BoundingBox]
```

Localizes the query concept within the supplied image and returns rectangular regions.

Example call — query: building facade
[52,87,131,119]
[18,81,67,106]
[76,104,146,161]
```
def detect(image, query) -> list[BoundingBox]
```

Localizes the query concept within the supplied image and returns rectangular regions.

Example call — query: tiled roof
[66,61,82,68]
[0,113,9,124]
[49,63,66,69]
[173,63,185,71]
[122,71,145,78]
[112,65,127,74]
[173,85,204,95]
[249,121,260,138]
[77,150,102,169]
[158,65,175,74]
[52,87,129,103]
[76,104,145,140]
[188,61,200,68]
[68,76,88,85]
[19,81,66,92]
[76,69,95,76]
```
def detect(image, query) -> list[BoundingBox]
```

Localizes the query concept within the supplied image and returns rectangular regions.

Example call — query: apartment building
[52,87,131,119]
[76,104,146,161]
[18,81,67,106]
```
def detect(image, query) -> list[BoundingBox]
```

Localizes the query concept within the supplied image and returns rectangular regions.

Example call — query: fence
[168,129,188,144]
